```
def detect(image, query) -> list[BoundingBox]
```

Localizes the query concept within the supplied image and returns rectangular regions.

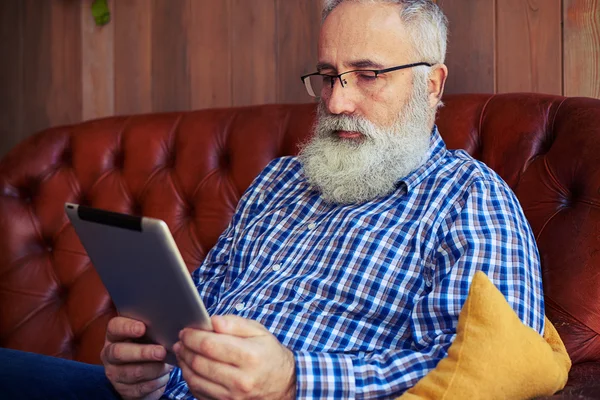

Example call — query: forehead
[318,2,413,69]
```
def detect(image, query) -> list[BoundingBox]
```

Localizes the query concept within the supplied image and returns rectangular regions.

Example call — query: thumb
[212,315,269,338]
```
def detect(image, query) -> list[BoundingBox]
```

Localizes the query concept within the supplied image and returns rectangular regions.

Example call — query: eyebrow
[316,59,386,73]
[316,62,335,72]
[348,59,385,69]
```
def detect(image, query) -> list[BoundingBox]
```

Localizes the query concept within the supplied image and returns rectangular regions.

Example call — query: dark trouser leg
[0,347,121,400]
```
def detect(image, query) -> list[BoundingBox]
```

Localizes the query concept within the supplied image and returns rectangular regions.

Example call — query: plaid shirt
[164,127,545,399]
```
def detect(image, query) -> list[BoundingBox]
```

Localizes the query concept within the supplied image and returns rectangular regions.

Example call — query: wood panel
[21,0,53,140]
[564,0,600,98]
[151,0,191,113]
[497,0,562,95]
[47,0,82,128]
[188,0,232,110]
[114,0,152,115]
[2,0,600,159]
[21,0,82,137]
[437,0,496,94]
[0,0,23,156]
[231,0,277,106]
[276,0,322,104]
[81,0,115,121]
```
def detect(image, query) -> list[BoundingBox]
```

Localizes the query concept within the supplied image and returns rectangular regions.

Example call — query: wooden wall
[0,0,322,157]
[0,0,598,157]
[437,0,600,97]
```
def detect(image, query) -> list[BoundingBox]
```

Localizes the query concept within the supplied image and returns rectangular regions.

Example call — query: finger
[211,315,269,338]
[104,342,167,365]
[113,370,170,400]
[176,343,239,387]
[177,354,229,399]
[111,362,173,385]
[106,316,146,343]
[178,329,248,366]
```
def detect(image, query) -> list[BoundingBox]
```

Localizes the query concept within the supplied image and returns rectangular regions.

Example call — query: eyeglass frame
[300,62,433,96]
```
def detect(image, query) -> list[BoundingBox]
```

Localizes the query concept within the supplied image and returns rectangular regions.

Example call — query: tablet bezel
[65,202,212,366]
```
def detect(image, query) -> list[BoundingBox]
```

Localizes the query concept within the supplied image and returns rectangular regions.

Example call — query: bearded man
[0,0,544,399]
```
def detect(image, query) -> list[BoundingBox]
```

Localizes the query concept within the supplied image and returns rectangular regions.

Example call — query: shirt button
[235,302,245,312]
[307,222,317,230]
[272,263,281,272]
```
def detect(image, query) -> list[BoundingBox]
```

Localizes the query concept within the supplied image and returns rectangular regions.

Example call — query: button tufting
[56,286,69,303]
[219,152,231,170]
[187,203,196,218]
[20,181,38,204]
[566,184,582,205]
[43,237,54,253]
[61,148,73,166]
[132,202,143,216]
[71,335,80,351]
[166,151,177,169]
[113,151,125,169]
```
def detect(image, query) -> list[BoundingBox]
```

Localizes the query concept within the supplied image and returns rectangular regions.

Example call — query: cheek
[363,88,406,127]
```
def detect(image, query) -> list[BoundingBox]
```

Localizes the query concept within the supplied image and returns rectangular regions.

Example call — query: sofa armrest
[565,362,600,389]
[537,385,600,399]
[535,362,600,399]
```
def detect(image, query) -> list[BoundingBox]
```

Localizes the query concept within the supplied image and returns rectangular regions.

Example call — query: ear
[427,64,448,109]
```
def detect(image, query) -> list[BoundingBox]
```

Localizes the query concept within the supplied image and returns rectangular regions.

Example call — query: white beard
[299,73,434,205]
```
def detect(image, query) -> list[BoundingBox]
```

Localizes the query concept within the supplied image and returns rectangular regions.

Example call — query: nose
[324,77,358,116]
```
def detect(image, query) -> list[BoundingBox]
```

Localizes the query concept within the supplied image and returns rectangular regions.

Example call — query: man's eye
[322,76,335,84]
[357,73,377,82]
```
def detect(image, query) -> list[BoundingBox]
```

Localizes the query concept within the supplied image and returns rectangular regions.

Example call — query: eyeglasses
[300,62,432,98]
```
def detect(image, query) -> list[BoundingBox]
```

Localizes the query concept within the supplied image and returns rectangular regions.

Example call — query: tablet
[65,202,212,366]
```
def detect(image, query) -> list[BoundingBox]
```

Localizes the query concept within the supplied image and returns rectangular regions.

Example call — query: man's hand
[173,315,296,400]
[101,316,173,400]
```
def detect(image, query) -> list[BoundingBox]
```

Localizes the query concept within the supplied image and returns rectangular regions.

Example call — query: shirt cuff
[293,350,356,399]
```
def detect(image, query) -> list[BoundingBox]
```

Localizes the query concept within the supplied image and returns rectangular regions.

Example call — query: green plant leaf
[91,0,111,26]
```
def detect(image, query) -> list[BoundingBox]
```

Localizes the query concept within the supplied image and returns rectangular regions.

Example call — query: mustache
[316,103,375,139]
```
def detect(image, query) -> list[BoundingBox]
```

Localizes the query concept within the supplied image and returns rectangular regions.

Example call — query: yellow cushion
[399,271,571,400]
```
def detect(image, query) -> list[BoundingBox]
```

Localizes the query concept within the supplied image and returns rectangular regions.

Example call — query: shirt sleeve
[425,177,545,335]
[294,340,452,399]
[293,177,545,399]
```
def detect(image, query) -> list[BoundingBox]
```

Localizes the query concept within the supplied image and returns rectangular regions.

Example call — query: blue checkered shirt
[163,127,545,399]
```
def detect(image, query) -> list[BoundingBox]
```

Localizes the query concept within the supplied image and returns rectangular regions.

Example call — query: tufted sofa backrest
[0,94,598,371]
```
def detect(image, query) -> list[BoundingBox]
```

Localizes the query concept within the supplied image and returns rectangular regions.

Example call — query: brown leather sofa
[1,93,599,397]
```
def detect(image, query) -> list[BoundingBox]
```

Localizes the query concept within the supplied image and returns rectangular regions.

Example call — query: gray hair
[322,0,448,65]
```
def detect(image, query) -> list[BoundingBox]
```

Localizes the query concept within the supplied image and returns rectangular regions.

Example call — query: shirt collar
[399,125,447,193]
